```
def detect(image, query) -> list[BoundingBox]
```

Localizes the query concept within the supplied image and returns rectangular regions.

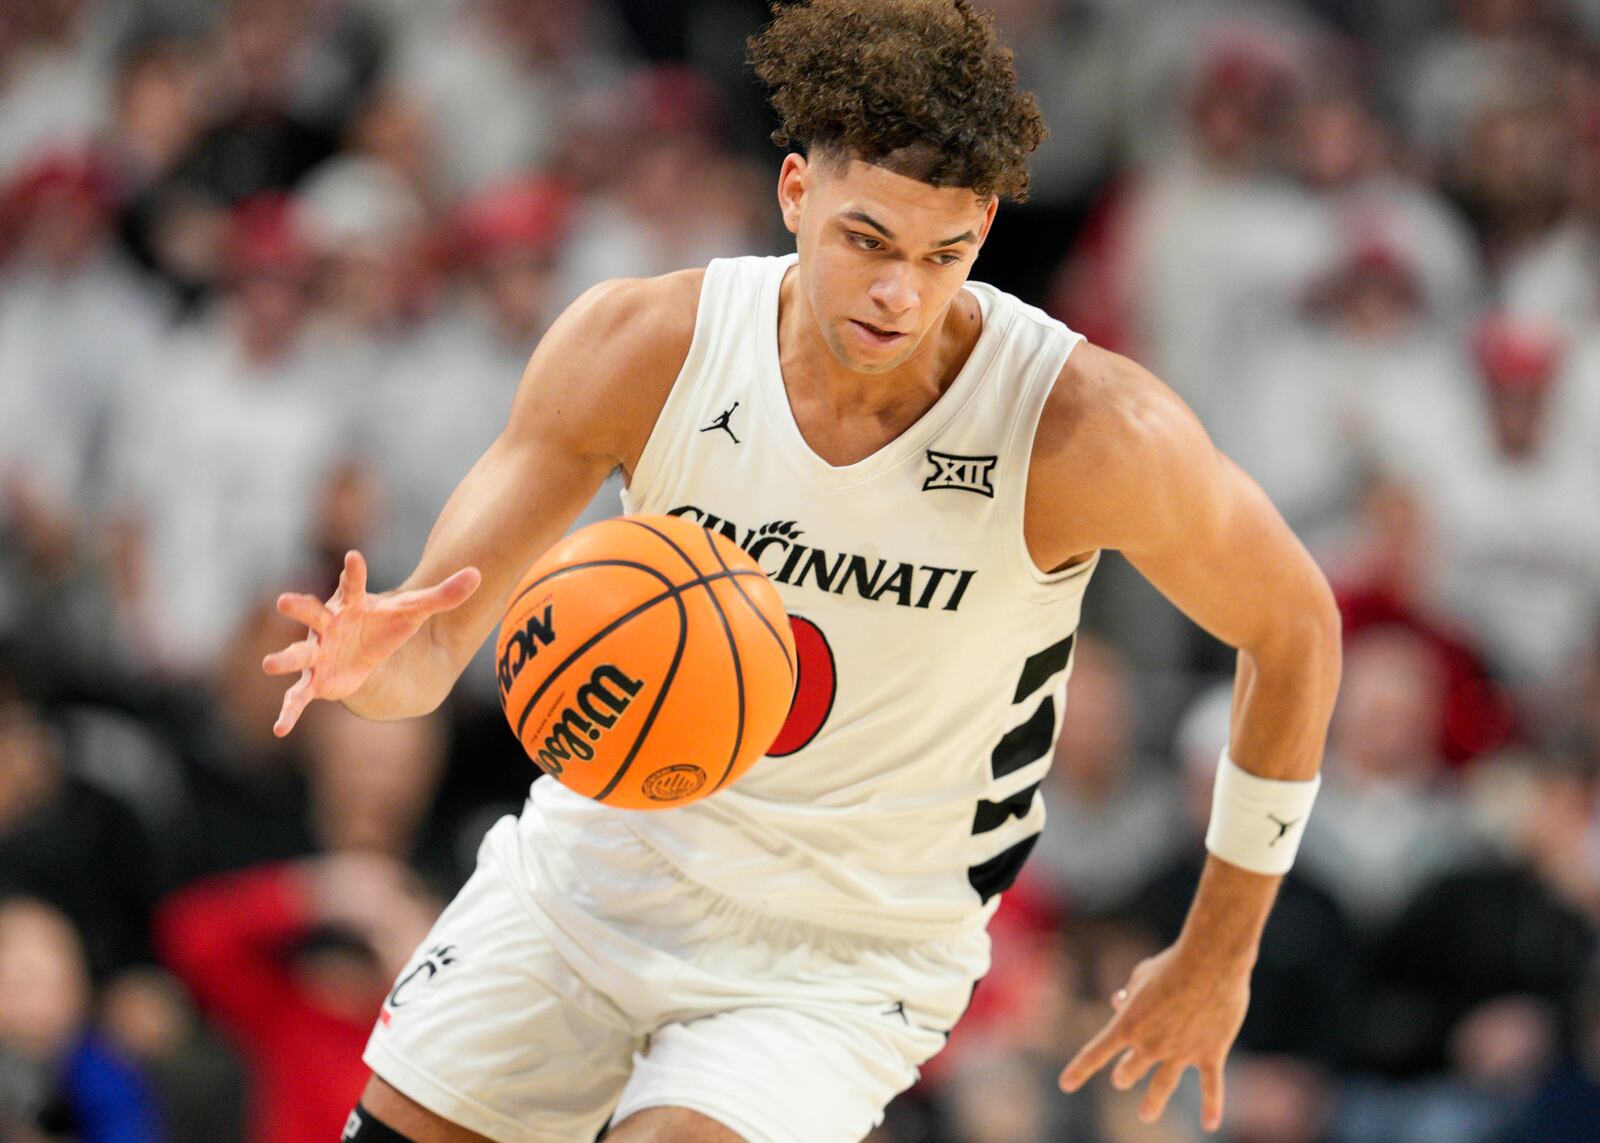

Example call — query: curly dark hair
[747,0,1046,201]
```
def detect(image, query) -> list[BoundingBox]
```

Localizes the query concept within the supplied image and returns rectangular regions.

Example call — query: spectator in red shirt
[154,854,436,1143]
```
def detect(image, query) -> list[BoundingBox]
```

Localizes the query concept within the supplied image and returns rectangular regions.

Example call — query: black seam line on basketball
[703,530,795,685]
[499,559,682,724]
[617,518,747,791]
[617,516,708,577]
[697,528,747,792]
[593,583,689,804]
[510,566,764,736]
[511,568,766,740]
[777,624,805,752]
[620,513,793,687]
[505,558,678,618]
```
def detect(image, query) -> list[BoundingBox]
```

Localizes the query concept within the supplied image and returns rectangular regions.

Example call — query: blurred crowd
[0,1,1598,1141]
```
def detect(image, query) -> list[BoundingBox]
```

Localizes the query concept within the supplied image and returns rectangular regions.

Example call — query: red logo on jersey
[768,615,836,755]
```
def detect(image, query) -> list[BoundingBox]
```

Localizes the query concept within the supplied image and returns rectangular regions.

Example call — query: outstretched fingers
[262,638,318,676]
[1200,1060,1226,1133]
[1111,1048,1157,1092]
[396,566,482,618]
[1060,1016,1128,1092]
[273,671,316,738]
[277,591,331,633]
[1139,1061,1187,1124]
[337,550,368,602]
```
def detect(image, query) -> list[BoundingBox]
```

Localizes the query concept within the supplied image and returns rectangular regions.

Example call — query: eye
[931,253,962,267]
[847,232,883,251]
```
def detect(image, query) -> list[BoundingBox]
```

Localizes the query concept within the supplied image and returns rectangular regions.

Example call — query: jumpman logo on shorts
[700,402,741,444]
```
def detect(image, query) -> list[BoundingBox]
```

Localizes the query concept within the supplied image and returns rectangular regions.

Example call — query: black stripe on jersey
[967,833,1041,904]
[1012,632,1075,703]
[990,698,1055,780]
[972,781,1041,835]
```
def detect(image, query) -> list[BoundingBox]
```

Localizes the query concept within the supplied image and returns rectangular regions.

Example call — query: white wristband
[1203,748,1321,876]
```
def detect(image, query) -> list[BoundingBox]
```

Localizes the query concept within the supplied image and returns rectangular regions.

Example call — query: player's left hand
[1058,943,1249,1133]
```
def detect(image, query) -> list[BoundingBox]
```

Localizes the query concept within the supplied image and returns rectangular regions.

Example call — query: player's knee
[341,1103,418,1142]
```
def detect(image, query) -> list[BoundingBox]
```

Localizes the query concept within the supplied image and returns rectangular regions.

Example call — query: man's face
[779,153,996,375]
[1488,384,1549,460]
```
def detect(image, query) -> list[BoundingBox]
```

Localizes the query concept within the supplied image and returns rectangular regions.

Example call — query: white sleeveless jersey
[530,254,1097,940]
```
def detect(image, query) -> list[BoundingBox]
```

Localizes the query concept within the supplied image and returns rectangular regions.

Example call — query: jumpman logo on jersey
[1267,814,1302,846]
[700,402,741,444]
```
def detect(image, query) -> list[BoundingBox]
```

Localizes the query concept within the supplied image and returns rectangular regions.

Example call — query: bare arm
[1030,343,1342,1129]
[266,272,700,732]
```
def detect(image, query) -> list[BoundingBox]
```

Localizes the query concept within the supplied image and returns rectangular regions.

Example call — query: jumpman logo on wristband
[1266,814,1302,846]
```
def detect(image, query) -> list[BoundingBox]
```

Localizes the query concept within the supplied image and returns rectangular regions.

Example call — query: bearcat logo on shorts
[534,663,643,776]
[498,602,555,695]
[385,944,459,1009]
[666,506,978,612]
[642,764,707,801]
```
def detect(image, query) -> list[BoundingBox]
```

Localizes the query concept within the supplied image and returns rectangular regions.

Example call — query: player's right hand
[264,550,481,737]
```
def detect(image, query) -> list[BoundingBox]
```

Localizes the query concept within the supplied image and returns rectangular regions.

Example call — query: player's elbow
[1254,571,1343,698]
[1306,576,1343,693]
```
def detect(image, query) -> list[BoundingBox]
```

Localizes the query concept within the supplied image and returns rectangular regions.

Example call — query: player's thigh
[604,1105,744,1142]
[365,820,647,1142]
[354,1074,496,1143]
[613,1004,949,1143]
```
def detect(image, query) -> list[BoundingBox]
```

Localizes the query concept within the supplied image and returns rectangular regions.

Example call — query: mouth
[849,319,909,346]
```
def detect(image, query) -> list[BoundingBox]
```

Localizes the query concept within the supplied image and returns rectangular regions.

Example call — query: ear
[777,153,810,236]
[975,195,1000,248]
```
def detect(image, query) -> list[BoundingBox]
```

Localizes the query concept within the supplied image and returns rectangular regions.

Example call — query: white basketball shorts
[363,800,990,1142]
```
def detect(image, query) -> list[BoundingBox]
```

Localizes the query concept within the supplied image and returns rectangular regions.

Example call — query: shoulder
[508,268,706,468]
[1037,341,1213,492]
[1028,340,1223,556]
[551,267,704,373]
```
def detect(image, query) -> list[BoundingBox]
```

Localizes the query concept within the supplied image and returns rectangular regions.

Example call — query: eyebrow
[841,209,976,249]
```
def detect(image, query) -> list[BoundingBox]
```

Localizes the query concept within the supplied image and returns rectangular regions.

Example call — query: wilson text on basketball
[535,664,644,776]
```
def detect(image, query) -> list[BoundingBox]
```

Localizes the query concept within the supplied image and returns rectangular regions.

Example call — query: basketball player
[266,3,1341,1140]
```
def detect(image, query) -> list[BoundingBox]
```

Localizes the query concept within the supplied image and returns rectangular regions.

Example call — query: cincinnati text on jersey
[667,505,978,612]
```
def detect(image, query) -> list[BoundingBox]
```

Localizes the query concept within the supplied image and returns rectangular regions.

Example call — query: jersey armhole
[622,265,720,509]
[1003,329,1101,596]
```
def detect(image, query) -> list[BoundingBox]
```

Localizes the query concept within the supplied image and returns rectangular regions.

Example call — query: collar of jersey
[757,253,1008,489]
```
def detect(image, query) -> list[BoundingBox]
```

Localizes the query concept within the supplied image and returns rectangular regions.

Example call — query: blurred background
[0,0,1597,1140]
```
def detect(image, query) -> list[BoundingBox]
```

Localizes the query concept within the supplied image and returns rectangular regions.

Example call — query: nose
[867,262,918,318]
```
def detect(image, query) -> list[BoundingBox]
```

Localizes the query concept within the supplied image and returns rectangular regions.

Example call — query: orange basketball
[495,514,797,809]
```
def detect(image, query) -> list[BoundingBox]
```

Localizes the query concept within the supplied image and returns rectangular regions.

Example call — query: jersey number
[768,615,836,756]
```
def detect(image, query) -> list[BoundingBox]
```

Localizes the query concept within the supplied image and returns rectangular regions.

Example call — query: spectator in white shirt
[1298,626,1479,933]
[1412,315,1600,693]
[110,195,353,676]
[0,151,171,663]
